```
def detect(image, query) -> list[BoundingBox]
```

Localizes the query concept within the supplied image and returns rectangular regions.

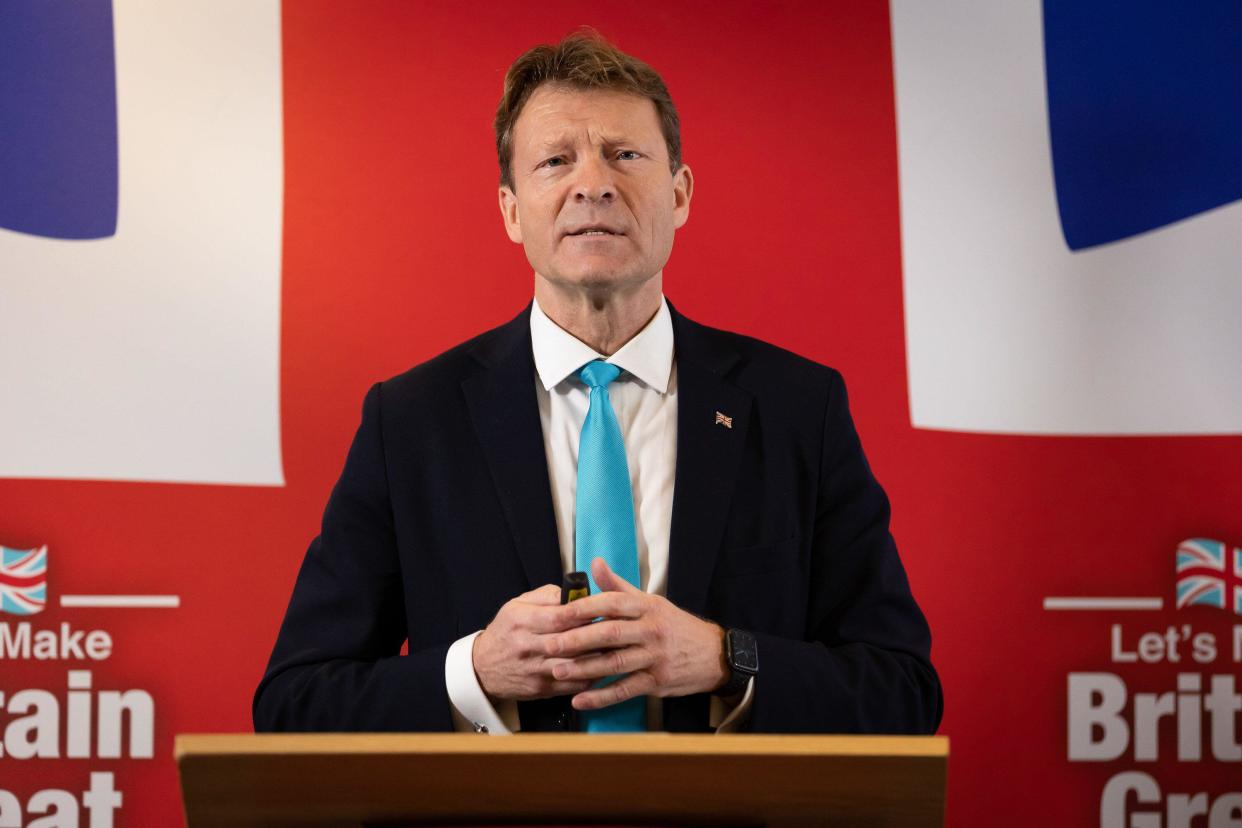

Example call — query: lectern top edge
[174,732,948,762]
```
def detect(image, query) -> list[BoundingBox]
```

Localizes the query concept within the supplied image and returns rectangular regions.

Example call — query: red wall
[2,3,1238,824]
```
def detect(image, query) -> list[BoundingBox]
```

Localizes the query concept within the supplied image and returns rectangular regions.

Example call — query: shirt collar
[530,296,674,394]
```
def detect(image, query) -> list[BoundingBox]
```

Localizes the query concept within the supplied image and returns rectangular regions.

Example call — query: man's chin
[539,267,653,295]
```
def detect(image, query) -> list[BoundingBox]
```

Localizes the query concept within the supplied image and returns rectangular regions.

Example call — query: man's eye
[542,157,566,168]
[617,150,640,161]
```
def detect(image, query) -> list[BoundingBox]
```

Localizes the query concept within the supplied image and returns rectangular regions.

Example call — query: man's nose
[571,155,616,203]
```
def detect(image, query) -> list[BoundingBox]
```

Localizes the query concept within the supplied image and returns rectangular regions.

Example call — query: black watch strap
[719,628,758,698]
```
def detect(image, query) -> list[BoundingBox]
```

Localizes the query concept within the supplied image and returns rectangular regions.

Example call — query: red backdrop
[2,2,1238,824]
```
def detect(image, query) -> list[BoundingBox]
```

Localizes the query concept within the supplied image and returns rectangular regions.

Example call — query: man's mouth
[565,225,625,237]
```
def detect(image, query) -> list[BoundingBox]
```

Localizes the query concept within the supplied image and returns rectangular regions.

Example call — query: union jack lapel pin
[714,411,733,429]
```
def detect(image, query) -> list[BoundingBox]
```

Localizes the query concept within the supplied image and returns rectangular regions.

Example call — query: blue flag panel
[1043,1,1242,251]
[0,0,118,239]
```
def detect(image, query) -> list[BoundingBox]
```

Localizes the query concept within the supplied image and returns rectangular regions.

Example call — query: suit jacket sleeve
[746,371,943,734]
[253,382,454,732]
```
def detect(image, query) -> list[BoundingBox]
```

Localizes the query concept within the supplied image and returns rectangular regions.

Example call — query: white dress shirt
[445,296,753,733]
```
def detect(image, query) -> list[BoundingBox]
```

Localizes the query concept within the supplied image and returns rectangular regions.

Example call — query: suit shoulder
[373,315,519,407]
[682,315,843,393]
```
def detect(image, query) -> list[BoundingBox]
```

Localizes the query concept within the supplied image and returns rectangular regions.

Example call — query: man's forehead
[526,82,654,109]
[516,85,661,145]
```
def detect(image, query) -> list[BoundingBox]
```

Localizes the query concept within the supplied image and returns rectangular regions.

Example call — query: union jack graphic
[0,545,48,615]
[1176,538,1242,615]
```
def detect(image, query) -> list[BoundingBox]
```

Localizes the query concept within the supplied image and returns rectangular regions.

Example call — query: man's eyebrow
[597,133,639,146]
[535,136,575,153]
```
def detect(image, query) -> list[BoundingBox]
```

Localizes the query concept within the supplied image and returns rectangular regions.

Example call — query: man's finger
[572,671,658,710]
[559,591,646,626]
[516,603,573,635]
[543,619,645,657]
[552,646,655,681]
[519,584,564,605]
[523,656,591,697]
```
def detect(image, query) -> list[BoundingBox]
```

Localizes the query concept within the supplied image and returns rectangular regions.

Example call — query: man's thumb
[591,556,639,593]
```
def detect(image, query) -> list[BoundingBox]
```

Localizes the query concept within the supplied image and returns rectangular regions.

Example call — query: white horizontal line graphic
[59,595,181,608]
[1043,597,1163,611]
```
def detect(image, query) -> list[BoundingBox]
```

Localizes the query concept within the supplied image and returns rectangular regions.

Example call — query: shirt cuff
[445,631,521,734]
[709,677,755,732]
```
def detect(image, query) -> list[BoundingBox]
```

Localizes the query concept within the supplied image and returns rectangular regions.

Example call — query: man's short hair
[494,31,682,190]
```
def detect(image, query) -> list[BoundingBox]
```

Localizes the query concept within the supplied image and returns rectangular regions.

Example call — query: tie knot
[578,360,621,389]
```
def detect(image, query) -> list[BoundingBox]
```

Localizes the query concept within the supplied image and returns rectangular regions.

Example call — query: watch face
[730,631,759,672]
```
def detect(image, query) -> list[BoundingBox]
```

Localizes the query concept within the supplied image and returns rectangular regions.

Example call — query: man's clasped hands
[472,557,730,710]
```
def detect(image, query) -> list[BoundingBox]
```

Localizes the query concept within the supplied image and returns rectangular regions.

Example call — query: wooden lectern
[176,733,947,827]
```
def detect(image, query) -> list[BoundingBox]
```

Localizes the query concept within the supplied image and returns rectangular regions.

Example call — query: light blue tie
[574,360,645,732]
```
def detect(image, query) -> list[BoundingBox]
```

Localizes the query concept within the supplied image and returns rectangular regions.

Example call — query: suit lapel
[665,304,753,619]
[462,307,563,591]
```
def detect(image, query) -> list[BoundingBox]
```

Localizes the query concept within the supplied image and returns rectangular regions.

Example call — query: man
[254,32,941,735]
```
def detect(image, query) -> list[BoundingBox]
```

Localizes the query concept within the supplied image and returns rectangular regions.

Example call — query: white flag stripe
[0,0,285,484]
[1043,597,1163,611]
[60,595,181,608]
[892,1,1242,434]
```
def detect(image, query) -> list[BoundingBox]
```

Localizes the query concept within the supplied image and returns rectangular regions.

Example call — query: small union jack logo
[1176,538,1242,615]
[0,545,48,615]
[714,411,733,429]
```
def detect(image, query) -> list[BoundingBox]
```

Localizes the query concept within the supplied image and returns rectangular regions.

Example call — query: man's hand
[472,584,593,701]
[547,557,730,711]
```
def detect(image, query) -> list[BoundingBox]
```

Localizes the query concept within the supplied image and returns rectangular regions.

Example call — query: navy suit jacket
[253,302,942,733]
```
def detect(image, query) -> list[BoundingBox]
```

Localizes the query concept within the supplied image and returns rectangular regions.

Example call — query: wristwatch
[718,628,758,698]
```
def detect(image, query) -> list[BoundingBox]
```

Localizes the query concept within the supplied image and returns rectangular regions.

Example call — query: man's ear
[672,163,693,230]
[498,185,523,243]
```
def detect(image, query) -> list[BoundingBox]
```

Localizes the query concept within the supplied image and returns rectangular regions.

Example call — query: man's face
[498,85,693,294]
